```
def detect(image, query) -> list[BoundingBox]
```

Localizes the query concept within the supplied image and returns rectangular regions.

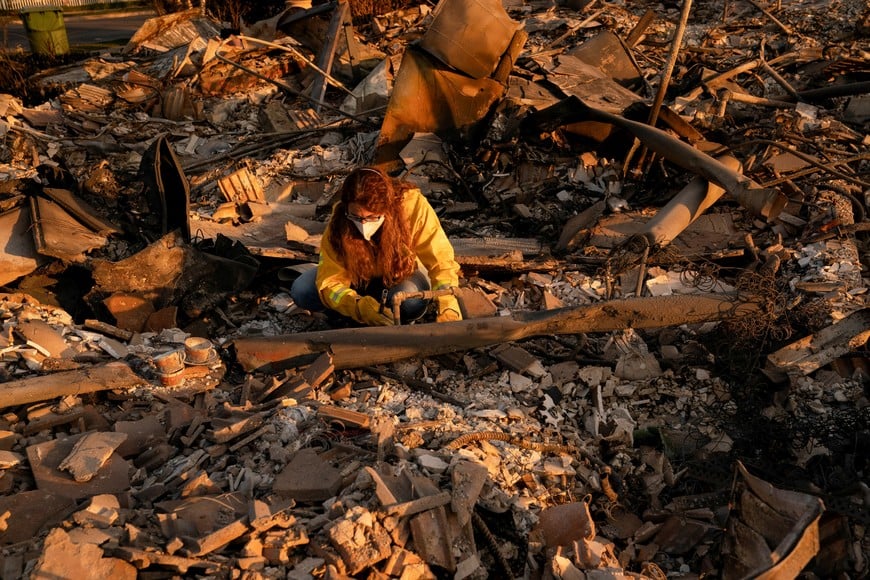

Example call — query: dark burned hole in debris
[0,0,869,577]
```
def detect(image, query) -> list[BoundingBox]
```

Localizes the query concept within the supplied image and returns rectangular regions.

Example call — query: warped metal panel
[376,47,504,162]
[419,0,521,79]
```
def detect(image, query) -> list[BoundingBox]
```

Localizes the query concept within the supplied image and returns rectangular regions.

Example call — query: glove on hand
[356,296,394,326]
[435,295,463,322]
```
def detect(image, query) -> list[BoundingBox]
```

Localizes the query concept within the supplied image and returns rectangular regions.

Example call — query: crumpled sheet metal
[199,49,303,97]
[91,231,259,318]
[139,135,190,242]
[419,0,521,79]
[123,9,221,55]
[0,206,44,286]
[29,196,108,264]
[567,31,644,91]
[548,55,643,115]
[375,47,505,162]
[723,462,824,579]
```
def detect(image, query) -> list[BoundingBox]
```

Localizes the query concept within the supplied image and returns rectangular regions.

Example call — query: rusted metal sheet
[548,55,643,114]
[232,292,761,371]
[29,196,108,263]
[0,206,44,285]
[567,31,644,91]
[140,135,190,242]
[723,462,824,579]
[418,0,521,79]
[199,49,301,97]
[375,47,505,164]
[124,9,220,55]
[42,188,122,236]
[159,85,199,122]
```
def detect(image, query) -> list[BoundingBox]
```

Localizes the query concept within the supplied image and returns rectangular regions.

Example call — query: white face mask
[353,216,385,241]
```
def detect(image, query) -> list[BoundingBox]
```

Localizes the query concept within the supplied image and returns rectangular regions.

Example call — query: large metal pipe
[642,154,743,247]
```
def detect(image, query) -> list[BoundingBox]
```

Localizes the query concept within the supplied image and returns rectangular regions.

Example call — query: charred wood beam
[745,0,795,36]
[0,362,147,410]
[232,292,761,372]
[625,9,656,48]
[310,0,350,112]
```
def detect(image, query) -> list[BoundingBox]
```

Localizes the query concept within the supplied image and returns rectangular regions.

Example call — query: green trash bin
[19,7,69,57]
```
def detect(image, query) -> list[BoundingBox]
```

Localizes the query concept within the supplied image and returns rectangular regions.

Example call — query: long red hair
[328,167,416,287]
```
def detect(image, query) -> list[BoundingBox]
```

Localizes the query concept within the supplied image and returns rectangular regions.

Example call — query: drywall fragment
[58,431,128,483]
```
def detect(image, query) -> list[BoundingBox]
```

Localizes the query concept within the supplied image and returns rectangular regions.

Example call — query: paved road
[1,10,155,51]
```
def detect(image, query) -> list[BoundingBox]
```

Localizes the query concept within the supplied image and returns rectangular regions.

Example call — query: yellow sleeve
[405,189,460,291]
[315,226,365,321]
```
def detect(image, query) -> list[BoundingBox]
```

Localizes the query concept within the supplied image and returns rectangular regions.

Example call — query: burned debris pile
[0,0,868,577]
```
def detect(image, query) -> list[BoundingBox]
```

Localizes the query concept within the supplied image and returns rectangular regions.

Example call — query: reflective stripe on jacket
[315,188,460,321]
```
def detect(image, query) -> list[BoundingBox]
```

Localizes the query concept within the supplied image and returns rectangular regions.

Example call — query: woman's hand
[356,296,395,326]
[435,295,463,322]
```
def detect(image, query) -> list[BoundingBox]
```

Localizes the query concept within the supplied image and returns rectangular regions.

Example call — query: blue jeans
[290,268,431,323]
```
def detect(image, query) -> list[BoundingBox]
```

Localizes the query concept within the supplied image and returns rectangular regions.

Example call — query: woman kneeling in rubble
[290,166,462,326]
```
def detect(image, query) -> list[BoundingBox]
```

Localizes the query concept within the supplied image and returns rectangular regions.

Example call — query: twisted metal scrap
[472,512,515,580]
[607,232,792,347]
[726,270,792,342]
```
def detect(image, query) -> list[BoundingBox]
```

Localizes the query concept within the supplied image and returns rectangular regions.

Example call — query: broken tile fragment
[102,294,155,333]
[0,450,24,469]
[59,431,128,482]
[185,518,249,557]
[535,501,596,548]
[14,320,74,359]
[0,490,76,545]
[114,415,165,458]
[454,286,498,319]
[273,448,342,502]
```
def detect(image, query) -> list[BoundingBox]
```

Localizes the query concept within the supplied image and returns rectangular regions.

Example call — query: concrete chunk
[72,494,121,528]
[31,528,136,580]
[327,507,392,575]
[14,320,74,359]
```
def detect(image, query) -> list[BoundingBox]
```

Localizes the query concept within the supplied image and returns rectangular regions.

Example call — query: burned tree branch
[232,292,761,371]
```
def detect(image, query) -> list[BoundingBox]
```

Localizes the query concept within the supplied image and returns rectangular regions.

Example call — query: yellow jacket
[316,188,461,323]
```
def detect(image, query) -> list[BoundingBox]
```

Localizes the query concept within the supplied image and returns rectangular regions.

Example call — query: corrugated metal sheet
[1,0,139,12]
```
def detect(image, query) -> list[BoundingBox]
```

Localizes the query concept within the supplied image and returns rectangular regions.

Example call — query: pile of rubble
[1,0,869,577]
